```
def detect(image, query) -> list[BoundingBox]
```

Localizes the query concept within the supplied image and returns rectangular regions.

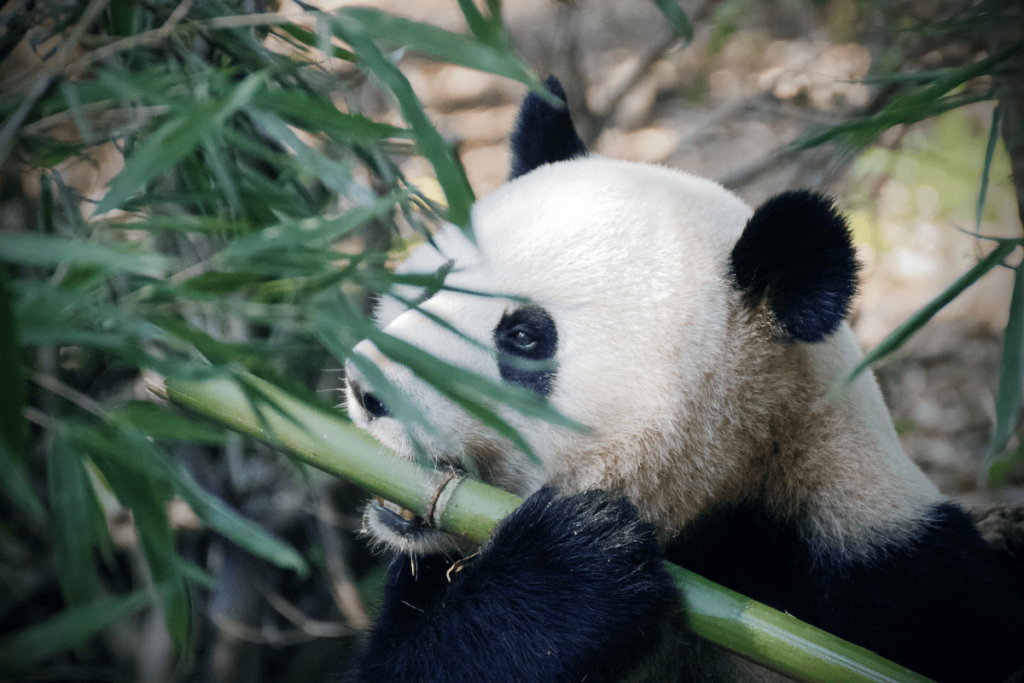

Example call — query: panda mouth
[366,460,474,551]
[372,497,426,533]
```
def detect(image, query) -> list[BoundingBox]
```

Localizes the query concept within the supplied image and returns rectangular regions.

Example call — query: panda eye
[494,307,556,360]
[510,327,539,351]
[493,305,558,397]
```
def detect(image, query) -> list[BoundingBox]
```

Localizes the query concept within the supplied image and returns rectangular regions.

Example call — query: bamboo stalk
[161,372,934,683]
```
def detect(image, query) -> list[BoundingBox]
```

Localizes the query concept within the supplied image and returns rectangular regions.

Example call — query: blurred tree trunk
[991,3,1024,226]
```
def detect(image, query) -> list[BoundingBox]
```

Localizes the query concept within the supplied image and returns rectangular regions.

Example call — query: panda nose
[345,360,390,419]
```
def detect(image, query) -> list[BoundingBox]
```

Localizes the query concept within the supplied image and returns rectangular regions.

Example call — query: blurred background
[0,0,1022,681]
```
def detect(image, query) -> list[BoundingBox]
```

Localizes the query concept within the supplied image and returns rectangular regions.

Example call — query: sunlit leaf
[337,8,538,88]
[796,42,1022,151]
[975,104,1003,232]
[455,0,507,47]
[252,88,410,141]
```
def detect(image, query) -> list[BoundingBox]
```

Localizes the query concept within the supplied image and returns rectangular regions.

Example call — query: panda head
[346,77,861,556]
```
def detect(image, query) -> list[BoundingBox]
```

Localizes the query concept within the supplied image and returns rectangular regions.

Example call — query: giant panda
[342,77,1024,682]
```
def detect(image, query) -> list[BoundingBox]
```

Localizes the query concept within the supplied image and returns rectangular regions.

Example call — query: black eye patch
[494,306,558,397]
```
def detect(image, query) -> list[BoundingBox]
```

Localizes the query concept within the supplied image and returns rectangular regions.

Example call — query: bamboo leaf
[111,401,227,444]
[252,88,409,141]
[244,109,359,196]
[844,241,1019,384]
[983,261,1024,482]
[368,327,585,432]
[649,0,693,42]
[337,8,538,87]
[46,430,101,607]
[331,15,476,229]
[179,558,217,589]
[98,214,244,234]
[172,458,309,576]
[223,190,407,260]
[275,23,357,62]
[455,0,506,47]
[311,309,445,467]
[73,425,191,652]
[102,408,309,575]
[200,135,242,217]
[0,589,152,671]
[181,271,268,294]
[96,70,269,214]
[0,232,170,275]
[975,104,1003,232]
[365,329,546,463]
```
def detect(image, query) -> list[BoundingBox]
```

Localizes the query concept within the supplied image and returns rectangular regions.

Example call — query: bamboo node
[427,469,463,527]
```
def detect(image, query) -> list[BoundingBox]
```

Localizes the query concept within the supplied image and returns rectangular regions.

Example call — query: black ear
[508,76,587,180]
[729,191,859,343]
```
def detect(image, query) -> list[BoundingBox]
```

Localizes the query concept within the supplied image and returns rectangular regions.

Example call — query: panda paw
[485,486,670,582]
[351,489,679,683]
[477,486,679,626]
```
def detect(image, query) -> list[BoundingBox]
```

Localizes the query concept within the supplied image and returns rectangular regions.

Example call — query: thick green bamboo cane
[161,372,934,683]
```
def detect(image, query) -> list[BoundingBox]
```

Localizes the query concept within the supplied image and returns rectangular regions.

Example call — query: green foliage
[842,240,1020,387]
[0,0,693,675]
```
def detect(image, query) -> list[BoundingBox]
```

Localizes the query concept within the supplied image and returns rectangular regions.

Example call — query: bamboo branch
[161,372,934,683]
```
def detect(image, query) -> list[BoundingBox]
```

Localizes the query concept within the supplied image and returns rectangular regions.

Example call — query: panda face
[347,158,760,556]
[347,77,945,564]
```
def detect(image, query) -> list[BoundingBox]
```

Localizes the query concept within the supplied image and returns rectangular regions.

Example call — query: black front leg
[350,488,680,683]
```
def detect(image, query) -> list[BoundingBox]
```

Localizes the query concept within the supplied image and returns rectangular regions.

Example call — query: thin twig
[717,144,800,189]
[23,405,58,431]
[20,102,171,137]
[717,79,899,190]
[677,92,771,148]
[202,11,314,30]
[584,0,716,141]
[210,612,323,647]
[590,30,679,128]
[30,371,107,418]
[67,0,193,76]
[257,582,352,637]
[317,498,371,629]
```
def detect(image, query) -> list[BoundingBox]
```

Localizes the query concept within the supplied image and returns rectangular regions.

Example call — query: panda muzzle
[373,497,425,531]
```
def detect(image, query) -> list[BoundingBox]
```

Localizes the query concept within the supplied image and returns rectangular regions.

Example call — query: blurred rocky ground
[294,0,1024,505]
